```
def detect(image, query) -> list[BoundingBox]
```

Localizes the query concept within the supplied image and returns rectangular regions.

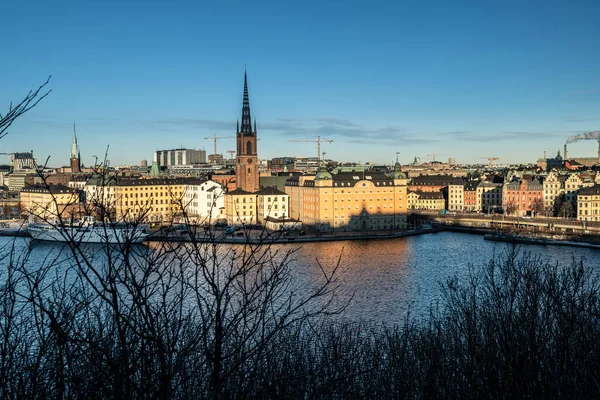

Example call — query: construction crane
[204,134,235,156]
[287,136,333,161]
[427,152,446,162]
[226,150,236,159]
[480,157,500,168]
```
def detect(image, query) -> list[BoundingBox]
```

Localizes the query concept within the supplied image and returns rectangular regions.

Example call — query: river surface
[2,232,600,325]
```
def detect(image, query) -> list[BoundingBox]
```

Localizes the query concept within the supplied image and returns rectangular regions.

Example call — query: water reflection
[2,232,600,325]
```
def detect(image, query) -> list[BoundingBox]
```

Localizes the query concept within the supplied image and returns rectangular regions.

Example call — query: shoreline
[2,222,600,249]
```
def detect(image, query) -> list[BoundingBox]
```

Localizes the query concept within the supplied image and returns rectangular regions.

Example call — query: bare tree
[0,77,52,140]
[531,198,544,216]
[504,201,516,216]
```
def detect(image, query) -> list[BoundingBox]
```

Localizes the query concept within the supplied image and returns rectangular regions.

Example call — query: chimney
[598,140,600,162]
[543,150,546,159]
[564,144,568,161]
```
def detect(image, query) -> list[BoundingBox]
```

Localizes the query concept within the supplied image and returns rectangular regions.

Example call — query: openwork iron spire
[240,69,253,136]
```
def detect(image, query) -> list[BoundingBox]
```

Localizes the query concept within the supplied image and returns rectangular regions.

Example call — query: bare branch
[0,76,52,140]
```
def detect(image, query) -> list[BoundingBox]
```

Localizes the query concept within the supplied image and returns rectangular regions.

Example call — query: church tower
[70,122,81,173]
[235,70,259,192]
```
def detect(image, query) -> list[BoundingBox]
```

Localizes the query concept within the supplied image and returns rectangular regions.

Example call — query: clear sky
[1,0,599,167]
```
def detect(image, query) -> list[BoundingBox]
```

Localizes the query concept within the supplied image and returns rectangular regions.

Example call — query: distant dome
[389,161,407,179]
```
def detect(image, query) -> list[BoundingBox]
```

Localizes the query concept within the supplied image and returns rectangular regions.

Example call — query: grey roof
[578,185,600,196]
[257,186,286,196]
[21,184,78,194]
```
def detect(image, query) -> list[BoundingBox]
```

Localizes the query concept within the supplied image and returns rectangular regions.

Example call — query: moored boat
[27,216,149,244]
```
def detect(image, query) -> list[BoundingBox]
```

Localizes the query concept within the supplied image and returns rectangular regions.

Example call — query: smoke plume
[566,130,600,144]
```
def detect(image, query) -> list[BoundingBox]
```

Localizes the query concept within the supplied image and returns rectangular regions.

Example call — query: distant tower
[235,69,259,192]
[70,122,81,173]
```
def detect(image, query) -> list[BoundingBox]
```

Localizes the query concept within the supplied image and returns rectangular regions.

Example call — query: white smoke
[566,130,600,144]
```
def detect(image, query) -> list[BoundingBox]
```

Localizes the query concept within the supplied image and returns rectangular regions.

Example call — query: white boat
[27,216,150,244]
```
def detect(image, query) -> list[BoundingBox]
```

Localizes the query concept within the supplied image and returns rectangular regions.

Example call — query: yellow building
[407,190,445,211]
[577,185,600,222]
[223,186,289,226]
[84,176,201,222]
[285,163,409,232]
[20,184,81,221]
[224,189,258,225]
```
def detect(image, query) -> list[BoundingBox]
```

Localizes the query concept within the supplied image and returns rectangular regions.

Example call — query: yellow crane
[204,134,235,156]
[287,136,333,161]
[480,157,499,168]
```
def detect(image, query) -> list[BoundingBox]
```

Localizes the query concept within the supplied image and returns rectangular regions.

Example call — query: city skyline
[1,0,599,166]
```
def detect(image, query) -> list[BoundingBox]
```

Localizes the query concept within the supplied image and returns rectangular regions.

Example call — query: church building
[70,122,81,173]
[224,71,290,226]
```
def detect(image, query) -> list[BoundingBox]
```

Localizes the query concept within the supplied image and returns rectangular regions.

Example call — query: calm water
[2,232,600,325]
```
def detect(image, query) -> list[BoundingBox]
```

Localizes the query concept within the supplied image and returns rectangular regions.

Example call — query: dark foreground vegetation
[1,239,600,399]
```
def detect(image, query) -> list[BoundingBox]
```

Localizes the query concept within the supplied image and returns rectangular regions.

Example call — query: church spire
[240,68,253,136]
[71,121,80,159]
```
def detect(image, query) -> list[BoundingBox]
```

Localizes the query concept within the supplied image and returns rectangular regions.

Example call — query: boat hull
[28,223,149,244]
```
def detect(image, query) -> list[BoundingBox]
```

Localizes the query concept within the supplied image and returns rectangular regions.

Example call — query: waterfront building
[285,162,409,232]
[448,181,465,211]
[183,180,225,224]
[224,189,258,225]
[20,184,81,221]
[577,185,600,222]
[256,187,289,223]
[463,180,479,212]
[154,148,206,167]
[543,171,567,213]
[502,177,543,216]
[407,190,445,211]
[477,181,503,212]
[84,176,201,222]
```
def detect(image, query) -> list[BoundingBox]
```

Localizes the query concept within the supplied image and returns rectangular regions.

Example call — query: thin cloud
[569,88,600,97]
[564,117,600,122]
[147,118,234,131]
[447,130,563,142]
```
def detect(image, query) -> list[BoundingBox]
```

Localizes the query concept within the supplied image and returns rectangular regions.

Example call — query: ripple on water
[2,232,600,325]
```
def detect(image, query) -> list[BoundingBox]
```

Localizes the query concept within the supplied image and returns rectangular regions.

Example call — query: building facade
[477,181,502,212]
[20,184,81,221]
[84,176,196,222]
[183,180,226,224]
[285,163,409,232]
[447,181,465,211]
[502,177,544,216]
[154,148,207,167]
[577,185,600,222]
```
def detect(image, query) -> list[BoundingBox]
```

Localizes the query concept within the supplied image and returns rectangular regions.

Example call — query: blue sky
[1,0,599,167]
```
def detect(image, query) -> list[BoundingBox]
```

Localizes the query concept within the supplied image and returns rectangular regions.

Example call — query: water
[2,232,600,325]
